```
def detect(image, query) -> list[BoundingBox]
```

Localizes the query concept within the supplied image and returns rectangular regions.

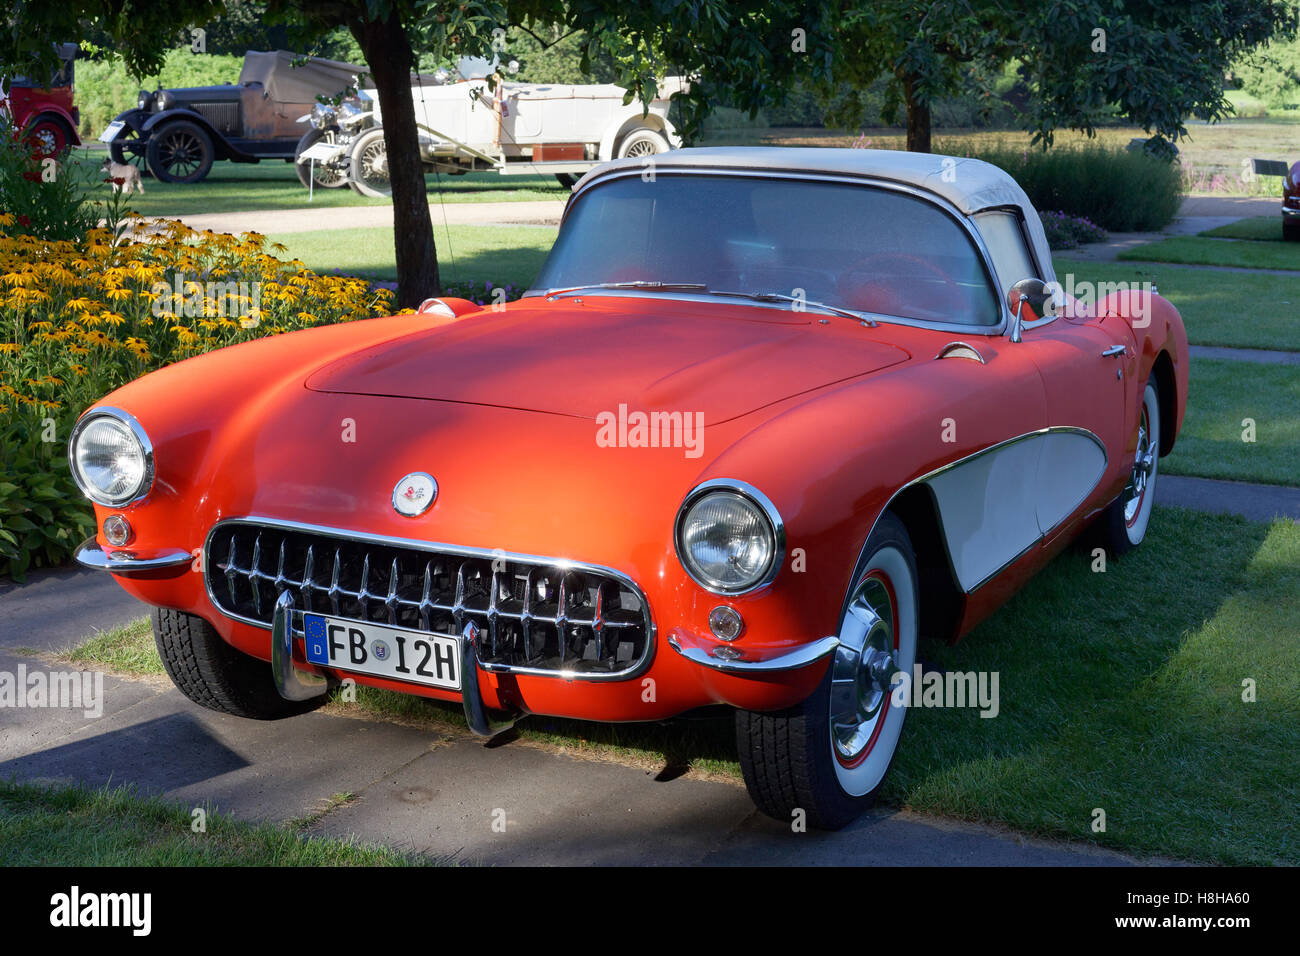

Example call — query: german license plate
[98,120,124,143]
[302,613,460,690]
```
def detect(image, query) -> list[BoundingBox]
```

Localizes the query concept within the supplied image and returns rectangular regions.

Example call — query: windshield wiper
[704,290,878,326]
[543,281,709,296]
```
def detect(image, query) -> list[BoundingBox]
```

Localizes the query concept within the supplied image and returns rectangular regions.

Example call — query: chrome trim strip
[673,478,786,596]
[855,426,1109,597]
[73,537,192,574]
[532,167,1012,336]
[668,633,839,674]
[201,515,656,682]
[67,405,155,508]
[935,341,986,364]
[270,590,329,701]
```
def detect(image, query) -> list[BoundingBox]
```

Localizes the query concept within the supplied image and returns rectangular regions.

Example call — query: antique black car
[99,51,362,183]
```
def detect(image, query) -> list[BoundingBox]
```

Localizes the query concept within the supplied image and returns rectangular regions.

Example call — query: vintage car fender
[23,106,81,144]
[106,107,151,136]
[141,109,253,161]
[1096,288,1189,454]
[596,112,680,161]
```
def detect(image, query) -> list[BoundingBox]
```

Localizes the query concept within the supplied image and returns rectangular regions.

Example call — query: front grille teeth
[204,520,653,680]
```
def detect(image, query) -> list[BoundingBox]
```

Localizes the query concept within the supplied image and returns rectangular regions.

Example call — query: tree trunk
[350,13,439,307]
[901,73,932,153]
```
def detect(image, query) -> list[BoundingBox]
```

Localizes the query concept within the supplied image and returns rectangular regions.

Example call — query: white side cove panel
[924,429,1107,592]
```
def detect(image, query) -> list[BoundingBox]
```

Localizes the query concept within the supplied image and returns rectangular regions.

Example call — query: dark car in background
[99,50,362,183]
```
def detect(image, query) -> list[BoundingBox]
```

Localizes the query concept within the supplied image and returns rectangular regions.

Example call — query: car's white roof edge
[574,146,1058,285]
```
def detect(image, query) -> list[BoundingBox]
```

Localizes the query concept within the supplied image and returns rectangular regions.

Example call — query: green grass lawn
[71,147,571,218]
[0,779,434,865]
[1116,235,1300,270]
[1199,216,1293,242]
[1162,358,1300,486]
[1052,257,1300,351]
[267,223,557,288]
[58,508,1300,864]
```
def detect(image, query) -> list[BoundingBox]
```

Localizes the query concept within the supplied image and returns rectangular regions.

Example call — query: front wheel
[1094,374,1161,556]
[152,607,322,719]
[737,512,918,830]
[146,119,214,183]
[295,127,349,189]
[1284,217,1300,242]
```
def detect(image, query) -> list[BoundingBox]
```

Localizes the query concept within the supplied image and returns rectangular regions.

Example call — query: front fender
[108,108,151,136]
[25,107,81,144]
[142,109,247,160]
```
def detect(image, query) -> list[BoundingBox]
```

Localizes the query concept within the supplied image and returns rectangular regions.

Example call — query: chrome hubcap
[1123,408,1155,526]
[830,575,899,764]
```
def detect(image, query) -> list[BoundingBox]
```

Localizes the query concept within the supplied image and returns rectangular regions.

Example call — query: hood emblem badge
[392,472,438,517]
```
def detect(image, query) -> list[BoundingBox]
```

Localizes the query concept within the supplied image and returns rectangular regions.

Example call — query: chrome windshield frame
[527,167,1014,337]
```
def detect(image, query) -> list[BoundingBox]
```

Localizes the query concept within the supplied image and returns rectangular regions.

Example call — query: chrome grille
[204,520,653,679]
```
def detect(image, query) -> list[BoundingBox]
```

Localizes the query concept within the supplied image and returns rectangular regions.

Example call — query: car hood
[305,297,910,424]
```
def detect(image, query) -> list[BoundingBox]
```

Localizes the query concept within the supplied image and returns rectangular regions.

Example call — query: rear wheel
[737,512,918,830]
[348,128,391,197]
[23,114,73,158]
[146,120,214,183]
[1095,375,1160,556]
[1284,217,1300,242]
[152,607,322,719]
[615,127,669,159]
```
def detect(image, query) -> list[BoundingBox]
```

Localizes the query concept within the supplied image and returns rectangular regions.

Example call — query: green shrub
[0,413,95,579]
[0,123,97,241]
[944,142,1184,232]
[73,51,245,139]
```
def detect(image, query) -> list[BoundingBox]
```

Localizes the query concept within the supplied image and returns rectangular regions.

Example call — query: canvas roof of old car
[579,146,1056,283]
[238,51,366,103]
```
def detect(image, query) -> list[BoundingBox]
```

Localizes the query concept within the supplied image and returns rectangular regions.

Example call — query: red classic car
[2,43,81,157]
[70,147,1188,829]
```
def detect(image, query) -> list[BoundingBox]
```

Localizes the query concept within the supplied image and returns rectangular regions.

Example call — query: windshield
[532,174,1002,327]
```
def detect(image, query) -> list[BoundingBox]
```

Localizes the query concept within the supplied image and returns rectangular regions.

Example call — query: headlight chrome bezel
[68,406,155,508]
[674,479,785,596]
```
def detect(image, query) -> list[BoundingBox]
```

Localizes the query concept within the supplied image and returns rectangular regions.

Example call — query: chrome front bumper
[668,632,840,674]
[268,591,518,737]
[74,537,192,574]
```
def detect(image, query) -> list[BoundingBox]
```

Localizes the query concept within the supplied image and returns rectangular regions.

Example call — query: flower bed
[0,207,395,578]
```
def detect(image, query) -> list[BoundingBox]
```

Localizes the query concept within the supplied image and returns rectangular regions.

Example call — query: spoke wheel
[146,120,214,183]
[109,128,150,175]
[349,130,392,198]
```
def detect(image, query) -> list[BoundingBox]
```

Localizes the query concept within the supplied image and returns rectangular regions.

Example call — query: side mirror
[1007,277,1056,343]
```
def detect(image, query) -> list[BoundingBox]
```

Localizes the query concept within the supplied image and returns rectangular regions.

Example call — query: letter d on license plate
[303,614,460,690]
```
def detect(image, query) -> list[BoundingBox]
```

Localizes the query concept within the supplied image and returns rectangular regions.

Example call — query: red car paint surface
[85,281,1187,721]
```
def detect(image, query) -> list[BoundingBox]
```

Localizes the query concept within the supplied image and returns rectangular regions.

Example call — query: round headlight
[675,482,783,594]
[136,90,154,111]
[68,409,153,507]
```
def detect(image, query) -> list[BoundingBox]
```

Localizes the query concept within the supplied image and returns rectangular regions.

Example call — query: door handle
[1101,345,1127,357]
